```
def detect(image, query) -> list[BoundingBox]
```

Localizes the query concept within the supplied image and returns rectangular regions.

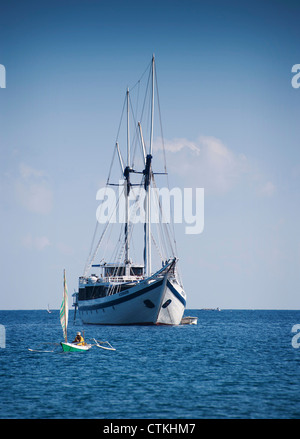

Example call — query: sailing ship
[73,56,186,325]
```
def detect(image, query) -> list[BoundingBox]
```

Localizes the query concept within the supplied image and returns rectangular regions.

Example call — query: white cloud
[154,135,248,193]
[154,135,276,198]
[56,242,74,255]
[22,234,51,251]
[19,163,45,179]
[159,137,201,155]
[259,181,276,197]
[15,163,53,214]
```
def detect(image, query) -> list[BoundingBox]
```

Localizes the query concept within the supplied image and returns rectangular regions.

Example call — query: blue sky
[0,0,299,309]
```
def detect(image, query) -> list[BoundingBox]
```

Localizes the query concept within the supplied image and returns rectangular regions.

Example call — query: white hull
[78,275,185,325]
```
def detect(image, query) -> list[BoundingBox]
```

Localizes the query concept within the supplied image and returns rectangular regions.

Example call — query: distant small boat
[201,307,221,311]
[47,304,51,314]
[181,316,198,325]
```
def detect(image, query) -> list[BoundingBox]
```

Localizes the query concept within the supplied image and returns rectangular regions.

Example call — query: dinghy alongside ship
[181,316,198,325]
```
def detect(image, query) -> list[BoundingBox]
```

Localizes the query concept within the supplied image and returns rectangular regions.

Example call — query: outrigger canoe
[60,270,91,353]
[59,271,114,353]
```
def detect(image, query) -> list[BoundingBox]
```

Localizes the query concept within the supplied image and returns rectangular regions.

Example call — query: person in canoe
[72,332,85,345]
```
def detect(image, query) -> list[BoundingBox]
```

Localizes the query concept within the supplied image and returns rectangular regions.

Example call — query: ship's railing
[78,258,176,286]
[79,275,143,285]
[103,275,143,283]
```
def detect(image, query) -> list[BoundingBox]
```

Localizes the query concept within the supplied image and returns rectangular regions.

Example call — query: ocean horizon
[1,309,300,419]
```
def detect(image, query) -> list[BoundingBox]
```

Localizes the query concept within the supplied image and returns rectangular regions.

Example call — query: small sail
[60,269,69,342]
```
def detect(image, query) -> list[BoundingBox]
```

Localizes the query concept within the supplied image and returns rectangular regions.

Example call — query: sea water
[0,309,300,419]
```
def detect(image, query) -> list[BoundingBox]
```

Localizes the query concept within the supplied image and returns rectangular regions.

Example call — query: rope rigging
[84,57,180,279]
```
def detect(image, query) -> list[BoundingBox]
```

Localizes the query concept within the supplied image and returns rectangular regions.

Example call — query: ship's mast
[144,55,155,277]
[124,88,131,276]
[127,88,130,171]
[149,54,155,157]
